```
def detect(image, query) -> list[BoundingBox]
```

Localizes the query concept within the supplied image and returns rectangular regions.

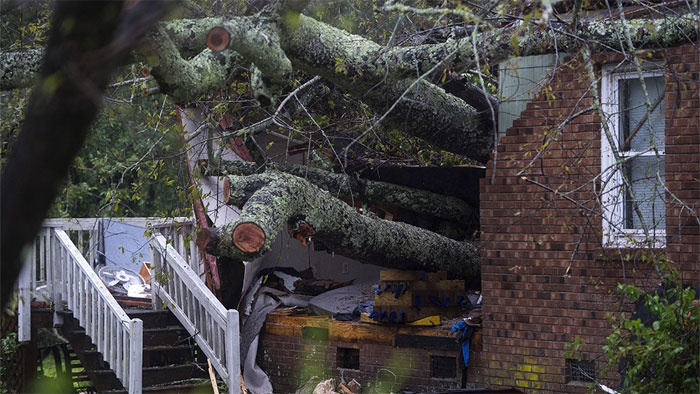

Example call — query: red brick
[479,44,699,394]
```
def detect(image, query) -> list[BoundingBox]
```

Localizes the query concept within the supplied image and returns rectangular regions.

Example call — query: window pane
[624,155,665,230]
[619,76,665,151]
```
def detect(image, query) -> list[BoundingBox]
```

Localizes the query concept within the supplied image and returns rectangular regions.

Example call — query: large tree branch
[144,25,243,103]
[379,7,699,79]
[208,160,476,225]
[198,171,480,278]
[277,14,491,161]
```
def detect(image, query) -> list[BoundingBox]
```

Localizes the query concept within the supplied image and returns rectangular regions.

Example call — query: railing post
[17,249,32,342]
[52,230,64,326]
[225,309,241,394]
[128,318,143,394]
[46,228,53,299]
[149,241,161,310]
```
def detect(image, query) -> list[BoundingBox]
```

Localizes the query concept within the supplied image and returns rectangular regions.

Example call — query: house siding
[477,44,699,393]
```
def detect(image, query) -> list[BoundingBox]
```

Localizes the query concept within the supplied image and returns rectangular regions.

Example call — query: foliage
[48,87,191,218]
[1,70,192,219]
[1,4,190,220]
[0,332,19,394]
[602,255,699,394]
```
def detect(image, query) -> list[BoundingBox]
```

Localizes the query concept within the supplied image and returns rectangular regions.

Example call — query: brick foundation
[258,313,488,393]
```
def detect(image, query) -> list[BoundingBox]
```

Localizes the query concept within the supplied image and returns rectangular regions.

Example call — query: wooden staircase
[58,309,213,393]
[19,221,241,393]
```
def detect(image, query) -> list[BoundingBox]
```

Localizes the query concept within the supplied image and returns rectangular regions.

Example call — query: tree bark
[376,7,699,79]
[0,48,44,90]
[199,171,480,278]
[209,159,476,225]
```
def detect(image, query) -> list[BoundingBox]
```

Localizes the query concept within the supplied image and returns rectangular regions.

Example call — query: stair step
[65,326,191,348]
[143,326,191,346]
[75,350,110,371]
[143,363,209,387]
[143,345,195,367]
[90,362,210,390]
[76,345,196,368]
[105,380,214,394]
[72,374,91,383]
[125,309,180,329]
[62,329,96,349]
[90,369,122,391]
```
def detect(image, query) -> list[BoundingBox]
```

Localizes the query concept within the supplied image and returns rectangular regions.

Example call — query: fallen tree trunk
[196,171,479,278]
[206,159,476,225]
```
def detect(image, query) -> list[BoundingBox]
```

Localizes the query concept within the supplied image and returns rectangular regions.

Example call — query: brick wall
[477,43,699,393]
[258,314,488,393]
[260,334,470,393]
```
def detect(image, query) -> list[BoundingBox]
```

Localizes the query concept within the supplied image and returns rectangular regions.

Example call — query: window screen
[566,359,596,382]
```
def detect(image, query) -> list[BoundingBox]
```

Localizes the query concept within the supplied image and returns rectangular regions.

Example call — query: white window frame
[600,65,666,248]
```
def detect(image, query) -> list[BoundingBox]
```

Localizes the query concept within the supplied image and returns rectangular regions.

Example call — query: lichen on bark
[0,48,44,90]
[208,171,480,278]
[145,25,243,103]
[279,14,491,161]
[212,160,476,225]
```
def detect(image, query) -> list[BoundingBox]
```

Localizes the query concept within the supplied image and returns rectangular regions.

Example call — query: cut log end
[207,26,230,52]
[232,222,266,253]
[223,176,230,204]
[196,227,219,254]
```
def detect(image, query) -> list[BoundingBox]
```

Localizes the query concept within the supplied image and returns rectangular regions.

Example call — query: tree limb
[0,48,44,90]
[209,160,476,225]
[380,5,699,78]
[198,171,480,278]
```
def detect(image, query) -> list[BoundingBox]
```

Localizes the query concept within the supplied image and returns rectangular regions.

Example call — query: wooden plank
[128,318,143,394]
[263,323,301,337]
[379,270,446,281]
[225,309,241,394]
[374,291,414,306]
[39,232,45,282]
[265,313,329,328]
[398,325,453,337]
[328,320,396,345]
[407,280,464,292]
[18,252,31,342]
[372,305,462,323]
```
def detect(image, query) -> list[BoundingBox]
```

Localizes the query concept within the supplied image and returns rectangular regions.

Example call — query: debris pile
[296,377,362,394]
[97,263,152,306]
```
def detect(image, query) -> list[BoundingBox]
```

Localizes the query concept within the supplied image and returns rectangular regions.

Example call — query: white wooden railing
[150,234,241,393]
[16,217,234,393]
[42,218,104,267]
[148,219,203,280]
[18,227,143,393]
